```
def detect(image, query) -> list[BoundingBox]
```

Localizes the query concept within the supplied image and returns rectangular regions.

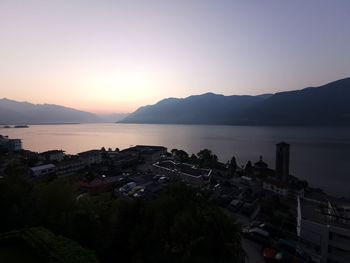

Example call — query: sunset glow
[1,0,350,114]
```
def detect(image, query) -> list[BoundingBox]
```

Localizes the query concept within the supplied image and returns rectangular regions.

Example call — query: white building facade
[297,197,350,263]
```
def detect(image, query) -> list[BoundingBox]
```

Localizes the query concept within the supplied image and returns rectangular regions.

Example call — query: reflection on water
[1,123,350,197]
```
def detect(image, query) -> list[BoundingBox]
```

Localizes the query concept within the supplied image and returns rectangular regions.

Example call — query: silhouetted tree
[229,156,237,176]
[0,173,245,263]
[244,160,253,175]
[171,149,189,162]
[189,154,198,164]
[197,149,218,168]
[129,184,245,263]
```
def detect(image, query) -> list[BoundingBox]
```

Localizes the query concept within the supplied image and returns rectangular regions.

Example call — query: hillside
[120,77,350,126]
[0,98,102,124]
[238,78,350,125]
[121,93,271,125]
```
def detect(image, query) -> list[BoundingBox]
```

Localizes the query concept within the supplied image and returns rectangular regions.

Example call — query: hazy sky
[1,0,350,113]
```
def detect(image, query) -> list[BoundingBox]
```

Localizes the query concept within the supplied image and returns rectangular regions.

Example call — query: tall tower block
[276,142,290,182]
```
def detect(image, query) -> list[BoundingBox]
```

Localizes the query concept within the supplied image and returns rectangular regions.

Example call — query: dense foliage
[171,148,227,170]
[0,227,98,263]
[0,175,244,263]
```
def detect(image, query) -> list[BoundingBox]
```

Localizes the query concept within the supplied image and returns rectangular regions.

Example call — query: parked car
[258,223,282,239]
[133,188,146,198]
[153,175,170,184]
[128,186,144,196]
[243,227,271,246]
[262,247,283,263]
[158,176,170,184]
[153,174,162,183]
[275,239,312,263]
[118,181,136,195]
[262,239,313,263]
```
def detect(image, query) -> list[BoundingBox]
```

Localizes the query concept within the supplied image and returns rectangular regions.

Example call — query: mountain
[120,77,350,126]
[238,77,350,125]
[120,93,271,125]
[0,98,102,124]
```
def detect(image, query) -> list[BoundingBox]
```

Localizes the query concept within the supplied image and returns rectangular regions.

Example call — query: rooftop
[56,159,84,167]
[30,164,56,172]
[41,150,65,155]
[154,160,211,178]
[0,135,21,143]
[134,145,167,150]
[299,197,350,230]
[78,150,101,157]
[254,156,268,169]
[123,145,167,155]
[277,142,290,146]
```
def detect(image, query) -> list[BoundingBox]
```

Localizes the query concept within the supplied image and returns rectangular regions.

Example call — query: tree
[31,179,76,235]
[129,184,245,263]
[0,172,246,263]
[244,160,252,175]
[0,227,98,263]
[190,154,198,164]
[197,149,218,168]
[0,173,33,232]
[171,149,189,162]
[229,156,237,176]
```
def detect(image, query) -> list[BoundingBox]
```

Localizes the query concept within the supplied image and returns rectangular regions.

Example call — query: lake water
[1,123,350,197]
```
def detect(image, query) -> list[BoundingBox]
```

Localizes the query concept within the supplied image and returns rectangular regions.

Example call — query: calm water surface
[1,123,350,197]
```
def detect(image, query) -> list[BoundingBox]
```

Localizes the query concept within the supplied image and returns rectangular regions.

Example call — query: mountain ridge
[0,98,102,125]
[120,77,350,126]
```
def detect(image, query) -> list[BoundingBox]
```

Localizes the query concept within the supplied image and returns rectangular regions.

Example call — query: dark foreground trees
[130,184,245,263]
[0,175,245,263]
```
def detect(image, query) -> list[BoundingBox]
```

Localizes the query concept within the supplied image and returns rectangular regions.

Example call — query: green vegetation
[130,184,245,263]
[170,148,227,171]
[0,227,98,263]
[171,148,189,162]
[0,174,244,263]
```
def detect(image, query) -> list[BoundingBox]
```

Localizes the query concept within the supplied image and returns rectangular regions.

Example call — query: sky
[1,0,350,114]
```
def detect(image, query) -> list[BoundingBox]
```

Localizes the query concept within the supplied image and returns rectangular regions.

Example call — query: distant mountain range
[0,99,103,125]
[120,77,350,126]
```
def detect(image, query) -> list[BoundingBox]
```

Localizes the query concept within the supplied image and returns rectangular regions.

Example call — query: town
[0,134,349,263]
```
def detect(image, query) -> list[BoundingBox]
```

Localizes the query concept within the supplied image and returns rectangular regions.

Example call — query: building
[56,160,85,176]
[78,150,102,166]
[297,197,350,263]
[29,164,56,177]
[262,177,305,198]
[0,135,22,152]
[254,155,268,170]
[8,139,22,152]
[122,145,167,163]
[40,150,65,162]
[111,152,139,169]
[153,160,211,187]
[276,142,290,181]
[262,178,289,196]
